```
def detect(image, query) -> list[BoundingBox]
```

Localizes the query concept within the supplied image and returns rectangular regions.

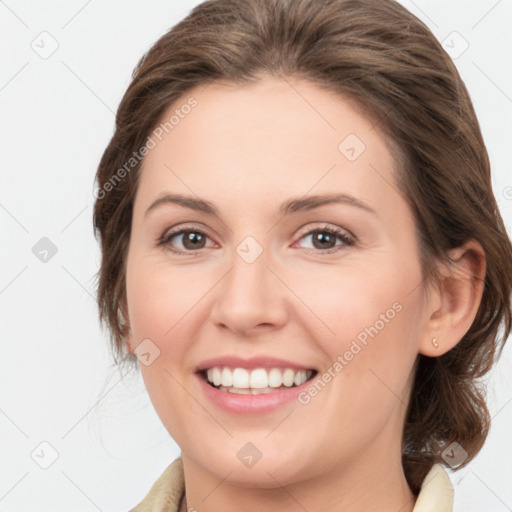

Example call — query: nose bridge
[230,248,267,295]
[210,237,287,333]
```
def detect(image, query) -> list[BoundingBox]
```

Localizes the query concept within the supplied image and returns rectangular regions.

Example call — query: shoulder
[129,457,185,512]
[413,463,454,512]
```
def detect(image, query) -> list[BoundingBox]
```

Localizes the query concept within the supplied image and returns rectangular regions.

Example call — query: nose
[209,245,289,337]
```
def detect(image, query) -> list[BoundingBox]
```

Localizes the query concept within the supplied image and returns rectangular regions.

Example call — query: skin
[123,75,485,512]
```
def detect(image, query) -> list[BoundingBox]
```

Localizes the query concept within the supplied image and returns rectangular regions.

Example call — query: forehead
[135,76,401,215]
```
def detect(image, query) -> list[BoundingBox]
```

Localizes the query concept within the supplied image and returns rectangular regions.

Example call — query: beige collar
[131,458,453,512]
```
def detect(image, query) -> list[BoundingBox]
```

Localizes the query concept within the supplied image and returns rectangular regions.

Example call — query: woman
[92,0,512,510]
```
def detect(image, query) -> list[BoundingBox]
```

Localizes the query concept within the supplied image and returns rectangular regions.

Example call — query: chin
[199,443,310,486]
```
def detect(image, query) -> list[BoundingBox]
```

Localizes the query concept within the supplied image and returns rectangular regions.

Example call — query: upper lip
[196,355,316,372]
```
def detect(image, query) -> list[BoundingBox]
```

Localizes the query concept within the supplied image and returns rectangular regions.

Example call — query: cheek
[304,257,421,402]
[126,251,204,344]
[293,259,409,344]
[306,301,419,457]
[125,252,205,440]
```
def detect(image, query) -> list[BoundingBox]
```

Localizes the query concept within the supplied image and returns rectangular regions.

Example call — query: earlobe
[419,240,486,357]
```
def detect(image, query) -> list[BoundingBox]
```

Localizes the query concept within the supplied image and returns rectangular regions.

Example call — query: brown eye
[180,231,207,250]
[158,227,213,254]
[296,226,355,254]
[310,230,337,250]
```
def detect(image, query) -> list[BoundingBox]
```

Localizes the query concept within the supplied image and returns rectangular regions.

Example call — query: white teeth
[282,368,295,387]
[230,387,248,394]
[294,370,307,386]
[221,367,233,387]
[249,368,268,389]
[219,385,274,394]
[204,366,313,392]
[232,368,250,388]
[212,367,222,386]
[268,368,283,387]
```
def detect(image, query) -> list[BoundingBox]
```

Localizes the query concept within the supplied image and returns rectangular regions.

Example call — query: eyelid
[291,223,356,254]
[158,222,356,255]
[294,222,356,242]
[158,224,216,250]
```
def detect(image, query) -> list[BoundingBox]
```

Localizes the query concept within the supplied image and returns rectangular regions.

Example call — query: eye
[294,225,355,254]
[157,224,355,256]
[157,226,215,255]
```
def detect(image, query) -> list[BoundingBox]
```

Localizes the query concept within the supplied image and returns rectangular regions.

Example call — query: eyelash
[157,224,356,256]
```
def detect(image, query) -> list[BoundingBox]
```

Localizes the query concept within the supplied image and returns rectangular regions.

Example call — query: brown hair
[93,0,512,494]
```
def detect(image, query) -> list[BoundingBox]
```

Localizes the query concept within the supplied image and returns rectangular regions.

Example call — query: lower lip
[196,373,314,414]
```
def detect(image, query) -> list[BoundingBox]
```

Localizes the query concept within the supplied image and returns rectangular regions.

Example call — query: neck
[179,446,416,512]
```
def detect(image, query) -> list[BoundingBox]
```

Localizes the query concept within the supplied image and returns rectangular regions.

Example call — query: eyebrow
[144,192,377,218]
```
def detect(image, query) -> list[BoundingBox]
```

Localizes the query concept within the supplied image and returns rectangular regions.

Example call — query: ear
[419,239,486,357]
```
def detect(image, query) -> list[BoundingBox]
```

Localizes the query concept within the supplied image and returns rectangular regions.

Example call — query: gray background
[1,1,511,511]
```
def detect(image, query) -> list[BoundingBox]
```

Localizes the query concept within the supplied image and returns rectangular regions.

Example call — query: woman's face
[125,75,430,486]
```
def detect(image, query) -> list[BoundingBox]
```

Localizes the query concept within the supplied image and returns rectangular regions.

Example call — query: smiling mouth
[199,366,318,394]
